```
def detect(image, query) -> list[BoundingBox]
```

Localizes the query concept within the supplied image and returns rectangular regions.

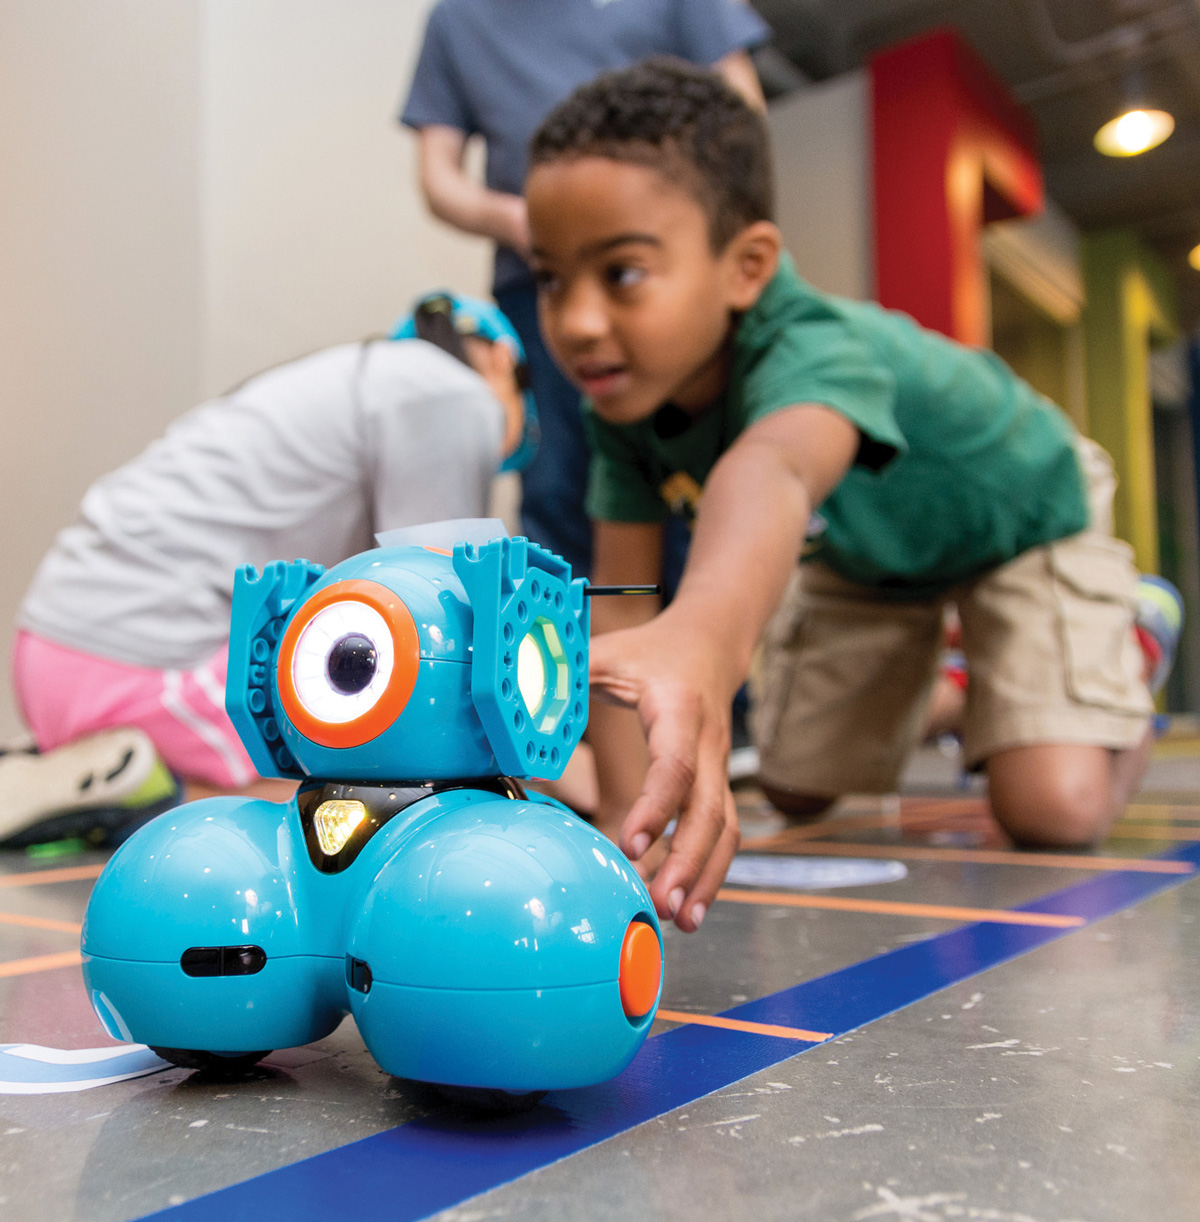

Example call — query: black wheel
[432,1083,548,1114]
[150,1047,271,1077]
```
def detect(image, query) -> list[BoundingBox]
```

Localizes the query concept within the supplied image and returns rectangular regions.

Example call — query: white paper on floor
[725,856,907,890]
[0,1043,170,1094]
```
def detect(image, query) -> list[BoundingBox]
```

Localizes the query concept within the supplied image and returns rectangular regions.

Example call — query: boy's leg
[957,509,1155,847]
[753,564,945,817]
[979,571,1181,846]
[985,736,1153,848]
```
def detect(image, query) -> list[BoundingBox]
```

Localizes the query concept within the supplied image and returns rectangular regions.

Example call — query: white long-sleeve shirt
[19,339,503,668]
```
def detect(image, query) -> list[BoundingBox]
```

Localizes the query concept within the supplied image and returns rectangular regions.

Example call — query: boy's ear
[724,221,782,311]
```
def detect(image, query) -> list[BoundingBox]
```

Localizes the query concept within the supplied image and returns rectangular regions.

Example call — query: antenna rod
[584,584,662,597]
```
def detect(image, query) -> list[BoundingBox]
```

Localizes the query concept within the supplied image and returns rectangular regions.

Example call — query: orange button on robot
[619,921,661,1018]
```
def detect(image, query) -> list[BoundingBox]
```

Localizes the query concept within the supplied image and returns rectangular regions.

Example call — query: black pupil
[326,633,377,695]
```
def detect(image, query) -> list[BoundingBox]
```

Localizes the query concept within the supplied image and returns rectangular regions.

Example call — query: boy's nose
[554,282,610,348]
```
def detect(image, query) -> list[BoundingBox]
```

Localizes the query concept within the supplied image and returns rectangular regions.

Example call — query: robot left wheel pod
[82,528,664,1097]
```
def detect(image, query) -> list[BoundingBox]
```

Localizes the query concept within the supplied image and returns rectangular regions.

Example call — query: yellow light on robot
[517,633,548,716]
[1189,242,1200,272]
[1093,109,1174,157]
[313,799,367,856]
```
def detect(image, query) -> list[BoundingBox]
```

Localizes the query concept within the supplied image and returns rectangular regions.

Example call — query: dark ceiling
[751,0,1200,329]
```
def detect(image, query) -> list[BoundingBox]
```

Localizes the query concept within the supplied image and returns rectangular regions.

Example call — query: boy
[523,58,1179,934]
[3,294,529,846]
[401,0,768,577]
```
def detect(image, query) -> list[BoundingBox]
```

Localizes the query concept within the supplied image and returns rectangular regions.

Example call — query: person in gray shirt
[5,297,526,845]
[401,0,770,578]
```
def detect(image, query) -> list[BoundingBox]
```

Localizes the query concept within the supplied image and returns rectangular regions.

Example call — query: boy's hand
[583,408,860,931]
[589,615,741,932]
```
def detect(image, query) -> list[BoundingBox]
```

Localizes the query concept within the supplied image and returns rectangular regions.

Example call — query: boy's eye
[532,268,561,293]
[606,264,645,290]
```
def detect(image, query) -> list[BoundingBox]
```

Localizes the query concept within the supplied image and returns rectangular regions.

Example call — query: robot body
[81,532,661,1093]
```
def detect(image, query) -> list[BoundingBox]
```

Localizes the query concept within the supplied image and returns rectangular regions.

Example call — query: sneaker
[0,728,181,849]
[1134,574,1184,695]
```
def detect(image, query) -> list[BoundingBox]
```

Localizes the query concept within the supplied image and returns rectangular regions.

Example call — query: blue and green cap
[390,291,538,472]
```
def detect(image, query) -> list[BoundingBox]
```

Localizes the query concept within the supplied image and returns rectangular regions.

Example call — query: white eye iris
[289,600,395,724]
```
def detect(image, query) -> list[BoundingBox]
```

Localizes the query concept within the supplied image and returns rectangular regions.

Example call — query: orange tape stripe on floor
[898,799,989,818]
[744,810,1000,850]
[0,950,82,979]
[1110,823,1200,840]
[0,911,82,934]
[0,865,104,889]
[1122,806,1200,823]
[715,888,1085,928]
[655,1008,832,1043]
[771,841,1195,873]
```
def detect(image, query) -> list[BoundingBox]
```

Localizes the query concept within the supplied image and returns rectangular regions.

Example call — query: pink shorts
[12,630,258,789]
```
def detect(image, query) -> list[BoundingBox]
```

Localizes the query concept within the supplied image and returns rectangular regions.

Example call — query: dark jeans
[496,280,593,578]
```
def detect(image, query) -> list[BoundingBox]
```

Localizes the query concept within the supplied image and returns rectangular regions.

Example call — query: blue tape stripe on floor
[145,843,1200,1222]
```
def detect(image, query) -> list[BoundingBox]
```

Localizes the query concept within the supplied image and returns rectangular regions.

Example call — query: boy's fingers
[645,729,734,929]
[618,687,701,856]
[671,788,741,933]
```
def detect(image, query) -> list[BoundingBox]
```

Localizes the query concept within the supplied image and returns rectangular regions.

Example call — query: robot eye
[326,632,378,695]
[292,602,392,721]
[277,581,420,749]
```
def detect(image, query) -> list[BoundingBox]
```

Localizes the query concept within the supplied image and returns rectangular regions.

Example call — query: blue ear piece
[453,537,589,781]
[225,559,325,780]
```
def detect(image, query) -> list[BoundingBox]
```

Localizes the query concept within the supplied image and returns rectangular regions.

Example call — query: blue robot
[81,530,662,1105]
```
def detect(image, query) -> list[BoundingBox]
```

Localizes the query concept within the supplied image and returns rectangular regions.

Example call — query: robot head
[226,532,589,784]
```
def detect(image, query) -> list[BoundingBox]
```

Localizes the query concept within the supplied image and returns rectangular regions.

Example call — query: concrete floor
[2,741,1199,1222]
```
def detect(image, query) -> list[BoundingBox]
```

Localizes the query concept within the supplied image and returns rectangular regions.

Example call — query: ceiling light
[1189,243,1200,272]
[1094,108,1174,157]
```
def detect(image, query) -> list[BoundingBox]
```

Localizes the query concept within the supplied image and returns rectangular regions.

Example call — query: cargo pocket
[1048,534,1151,714]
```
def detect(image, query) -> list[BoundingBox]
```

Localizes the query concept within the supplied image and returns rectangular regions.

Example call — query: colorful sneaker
[0,728,180,849]
[1134,574,1184,696]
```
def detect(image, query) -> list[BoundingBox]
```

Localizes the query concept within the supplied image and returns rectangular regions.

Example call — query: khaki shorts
[752,439,1153,796]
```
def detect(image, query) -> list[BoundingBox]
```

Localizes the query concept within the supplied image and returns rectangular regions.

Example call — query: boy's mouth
[573,362,630,400]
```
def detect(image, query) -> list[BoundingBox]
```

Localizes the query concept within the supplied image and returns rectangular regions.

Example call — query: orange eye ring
[618,920,661,1019]
[276,579,420,749]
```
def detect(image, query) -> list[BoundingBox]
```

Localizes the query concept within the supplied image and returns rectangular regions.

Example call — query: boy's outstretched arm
[586,521,663,841]
[589,404,859,931]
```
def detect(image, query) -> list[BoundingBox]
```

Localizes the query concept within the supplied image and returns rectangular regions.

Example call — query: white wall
[768,71,872,301]
[199,0,490,396]
[0,0,203,741]
[0,0,490,740]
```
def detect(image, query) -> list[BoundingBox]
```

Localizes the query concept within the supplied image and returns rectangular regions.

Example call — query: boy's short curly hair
[529,56,774,252]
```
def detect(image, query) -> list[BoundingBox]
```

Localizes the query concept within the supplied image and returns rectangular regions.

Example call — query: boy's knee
[760,782,836,824]
[987,747,1115,849]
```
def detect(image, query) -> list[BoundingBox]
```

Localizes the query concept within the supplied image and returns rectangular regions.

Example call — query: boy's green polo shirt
[585,255,1089,599]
